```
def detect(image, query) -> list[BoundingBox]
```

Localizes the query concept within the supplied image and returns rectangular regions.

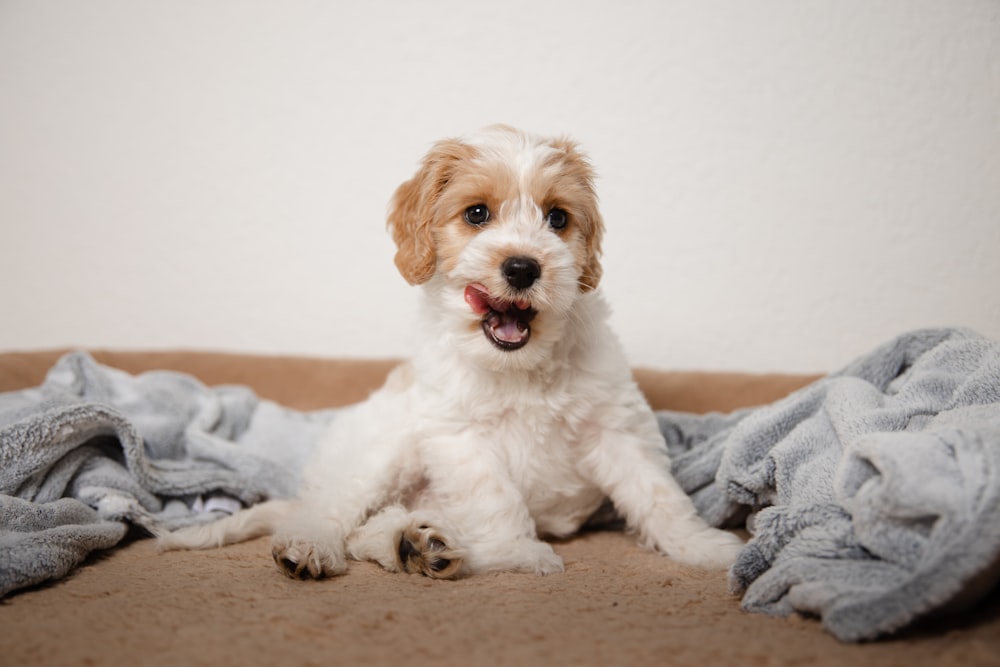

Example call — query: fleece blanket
[0,352,333,598]
[661,328,1000,641]
[1,329,999,642]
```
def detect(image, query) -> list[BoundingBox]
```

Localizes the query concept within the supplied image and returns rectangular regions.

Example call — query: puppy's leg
[422,438,564,576]
[156,499,292,551]
[347,506,465,579]
[156,497,351,579]
[584,403,743,569]
[346,505,410,572]
[271,470,411,579]
[271,392,416,580]
[463,533,564,576]
[270,505,351,579]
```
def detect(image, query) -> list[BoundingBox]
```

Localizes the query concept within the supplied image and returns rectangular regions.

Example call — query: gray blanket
[1,330,999,642]
[0,352,332,598]
[662,328,1000,641]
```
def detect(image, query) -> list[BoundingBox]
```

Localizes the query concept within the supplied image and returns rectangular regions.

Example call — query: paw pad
[397,525,464,579]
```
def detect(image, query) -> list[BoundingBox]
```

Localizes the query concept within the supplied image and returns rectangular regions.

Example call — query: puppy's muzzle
[463,256,543,353]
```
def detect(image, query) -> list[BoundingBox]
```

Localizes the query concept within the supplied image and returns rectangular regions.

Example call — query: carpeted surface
[1,350,998,666]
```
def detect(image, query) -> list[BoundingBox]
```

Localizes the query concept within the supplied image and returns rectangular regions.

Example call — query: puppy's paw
[663,526,744,570]
[514,539,565,576]
[397,524,465,579]
[271,533,347,579]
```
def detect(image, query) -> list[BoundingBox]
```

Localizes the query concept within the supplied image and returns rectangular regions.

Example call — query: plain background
[2,0,998,373]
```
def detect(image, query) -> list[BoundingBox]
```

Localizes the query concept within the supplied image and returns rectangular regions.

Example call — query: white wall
[2,0,998,373]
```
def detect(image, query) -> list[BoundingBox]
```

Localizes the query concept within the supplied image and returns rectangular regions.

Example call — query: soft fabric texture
[661,327,1000,641]
[0,352,333,597]
[1,329,999,642]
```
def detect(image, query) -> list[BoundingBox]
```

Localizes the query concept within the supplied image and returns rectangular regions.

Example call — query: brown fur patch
[397,524,464,579]
[430,157,518,276]
[540,137,604,291]
[387,140,477,285]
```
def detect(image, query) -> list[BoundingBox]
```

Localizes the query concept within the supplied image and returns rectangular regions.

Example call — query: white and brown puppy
[159,125,743,579]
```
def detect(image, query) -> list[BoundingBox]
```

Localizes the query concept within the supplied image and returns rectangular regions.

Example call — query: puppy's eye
[546,208,568,230]
[464,205,490,226]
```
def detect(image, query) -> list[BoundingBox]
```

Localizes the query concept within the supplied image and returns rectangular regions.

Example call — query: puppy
[159,125,743,578]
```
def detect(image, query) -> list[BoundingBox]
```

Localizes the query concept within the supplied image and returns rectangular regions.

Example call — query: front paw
[514,539,565,576]
[271,533,347,579]
[397,524,465,579]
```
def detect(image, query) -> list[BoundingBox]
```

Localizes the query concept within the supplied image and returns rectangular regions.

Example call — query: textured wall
[2,1,998,372]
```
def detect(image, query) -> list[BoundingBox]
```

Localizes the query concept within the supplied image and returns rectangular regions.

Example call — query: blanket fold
[661,328,1000,641]
[1,328,998,643]
[0,351,335,597]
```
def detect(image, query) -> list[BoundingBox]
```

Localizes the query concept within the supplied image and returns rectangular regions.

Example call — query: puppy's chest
[483,402,605,534]
[492,406,581,470]
[416,379,607,532]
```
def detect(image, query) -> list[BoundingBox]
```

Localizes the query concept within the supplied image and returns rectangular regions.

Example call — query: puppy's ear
[387,139,470,285]
[551,137,604,292]
[578,208,604,292]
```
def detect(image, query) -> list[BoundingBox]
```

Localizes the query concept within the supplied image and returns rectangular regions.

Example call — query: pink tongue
[464,284,493,316]
[487,311,529,343]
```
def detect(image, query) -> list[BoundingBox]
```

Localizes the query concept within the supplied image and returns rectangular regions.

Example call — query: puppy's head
[387,125,604,370]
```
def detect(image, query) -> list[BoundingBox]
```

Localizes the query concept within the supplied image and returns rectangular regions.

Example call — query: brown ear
[550,136,604,292]
[386,139,469,285]
[578,208,604,292]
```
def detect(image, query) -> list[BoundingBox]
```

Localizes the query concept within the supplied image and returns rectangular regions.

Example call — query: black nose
[502,256,541,290]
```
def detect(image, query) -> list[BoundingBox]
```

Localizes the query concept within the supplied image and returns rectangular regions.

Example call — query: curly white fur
[159,125,743,579]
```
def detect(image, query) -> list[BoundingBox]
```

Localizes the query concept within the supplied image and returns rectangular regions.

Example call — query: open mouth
[463,283,537,351]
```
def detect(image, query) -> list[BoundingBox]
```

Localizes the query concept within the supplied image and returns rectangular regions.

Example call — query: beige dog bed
[1,350,997,666]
